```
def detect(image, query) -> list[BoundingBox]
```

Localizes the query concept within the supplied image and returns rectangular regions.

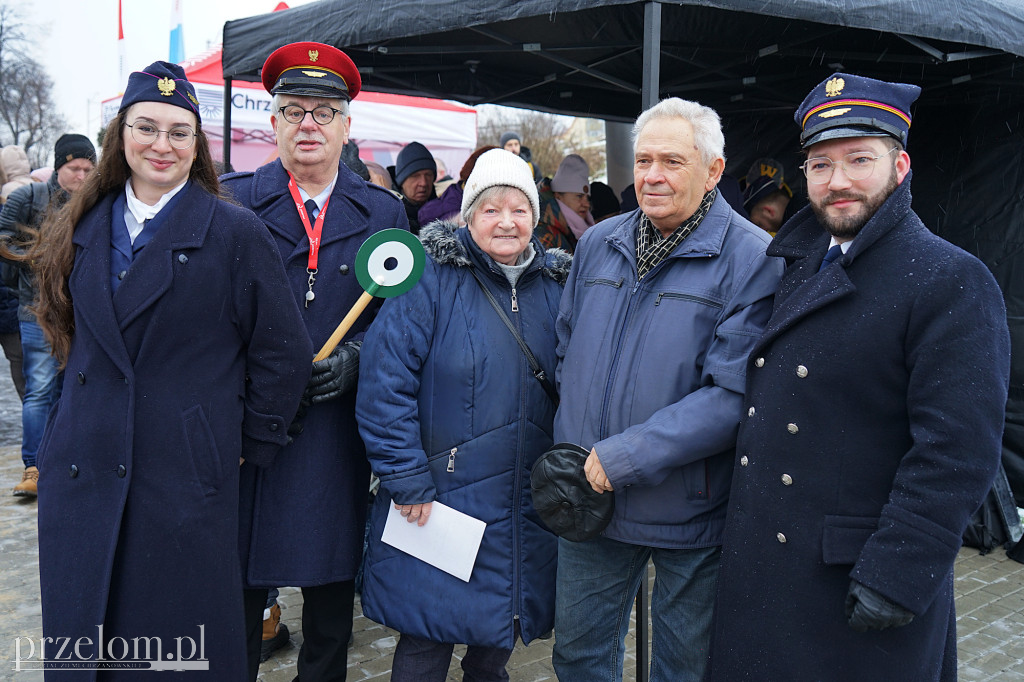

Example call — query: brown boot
[259,603,289,662]
[13,466,38,497]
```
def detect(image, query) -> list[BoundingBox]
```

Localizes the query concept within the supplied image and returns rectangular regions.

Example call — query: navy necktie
[818,244,843,272]
[305,199,318,220]
[131,219,150,260]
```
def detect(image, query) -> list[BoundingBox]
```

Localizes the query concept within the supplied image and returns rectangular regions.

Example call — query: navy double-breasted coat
[36,182,312,680]
[222,160,408,586]
[708,174,1011,681]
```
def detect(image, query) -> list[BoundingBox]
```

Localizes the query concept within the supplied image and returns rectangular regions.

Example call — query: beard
[810,164,899,240]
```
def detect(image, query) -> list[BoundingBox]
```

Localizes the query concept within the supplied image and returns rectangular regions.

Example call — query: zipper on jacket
[512,302,531,643]
[599,240,643,440]
[511,287,519,312]
[447,447,457,473]
[655,292,723,308]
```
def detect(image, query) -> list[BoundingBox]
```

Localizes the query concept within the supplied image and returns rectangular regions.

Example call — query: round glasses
[800,147,897,184]
[277,105,344,126]
[125,122,196,150]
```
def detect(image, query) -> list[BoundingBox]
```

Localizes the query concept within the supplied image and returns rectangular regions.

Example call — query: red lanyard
[287,172,330,270]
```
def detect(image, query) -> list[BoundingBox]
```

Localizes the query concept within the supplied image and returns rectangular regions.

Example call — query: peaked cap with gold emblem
[261,42,361,101]
[795,72,921,149]
[119,61,201,123]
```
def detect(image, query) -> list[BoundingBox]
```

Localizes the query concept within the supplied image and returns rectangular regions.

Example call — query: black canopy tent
[221,0,1024,503]
[220,0,1024,233]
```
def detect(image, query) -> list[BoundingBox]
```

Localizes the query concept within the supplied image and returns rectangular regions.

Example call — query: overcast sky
[16,0,316,152]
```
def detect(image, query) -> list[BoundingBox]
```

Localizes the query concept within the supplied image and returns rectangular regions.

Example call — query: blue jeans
[391,632,513,682]
[19,319,61,468]
[552,535,720,682]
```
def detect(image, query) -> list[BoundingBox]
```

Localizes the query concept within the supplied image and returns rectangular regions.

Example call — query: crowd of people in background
[0,40,1012,682]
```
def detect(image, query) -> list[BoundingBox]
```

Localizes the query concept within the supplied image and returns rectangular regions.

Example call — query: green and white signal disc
[355,228,426,298]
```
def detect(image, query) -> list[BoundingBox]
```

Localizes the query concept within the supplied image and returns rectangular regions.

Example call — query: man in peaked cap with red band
[221,41,408,682]
[708,73,1011,681]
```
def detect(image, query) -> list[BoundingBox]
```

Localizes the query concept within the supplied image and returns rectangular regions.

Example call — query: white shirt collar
[828,236,853,254]
[296,173,339,214]
[125,179,188,223]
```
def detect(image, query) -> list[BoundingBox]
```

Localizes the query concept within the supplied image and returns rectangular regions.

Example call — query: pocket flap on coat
[821,515,879,566]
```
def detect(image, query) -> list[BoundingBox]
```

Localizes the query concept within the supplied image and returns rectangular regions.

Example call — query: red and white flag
[118,0,126,90]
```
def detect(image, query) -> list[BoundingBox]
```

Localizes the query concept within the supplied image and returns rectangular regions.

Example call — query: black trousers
[244,580,355,682]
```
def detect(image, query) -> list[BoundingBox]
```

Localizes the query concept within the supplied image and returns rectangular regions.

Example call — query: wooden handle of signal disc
[314,289,375,361]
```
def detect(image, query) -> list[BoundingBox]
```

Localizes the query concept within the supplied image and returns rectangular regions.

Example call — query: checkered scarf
[636,188,717,279]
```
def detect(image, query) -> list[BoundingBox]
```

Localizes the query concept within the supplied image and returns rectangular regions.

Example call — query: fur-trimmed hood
[419,219,572,285]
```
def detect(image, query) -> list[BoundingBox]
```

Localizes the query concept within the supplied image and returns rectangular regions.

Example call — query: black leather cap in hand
[530,443,614,542]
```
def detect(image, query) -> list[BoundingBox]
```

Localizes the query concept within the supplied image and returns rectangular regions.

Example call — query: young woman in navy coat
[356,149,570,680]
[27,62,311,680]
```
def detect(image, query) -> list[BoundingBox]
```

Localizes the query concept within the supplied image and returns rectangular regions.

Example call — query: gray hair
[632,97,726,166]
[465,185,536,228]
[271,94,350,119]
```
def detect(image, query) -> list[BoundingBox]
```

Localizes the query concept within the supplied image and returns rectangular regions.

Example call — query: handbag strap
[468,266,559,407]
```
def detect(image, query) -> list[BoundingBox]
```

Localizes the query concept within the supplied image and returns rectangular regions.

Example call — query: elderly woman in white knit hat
[357,148,571,681]
[535,153,596,253]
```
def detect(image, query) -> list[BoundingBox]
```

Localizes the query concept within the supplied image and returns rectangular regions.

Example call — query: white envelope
[381,499,487,582]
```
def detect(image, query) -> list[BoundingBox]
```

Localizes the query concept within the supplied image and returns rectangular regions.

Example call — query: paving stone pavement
[1,441,1023,680]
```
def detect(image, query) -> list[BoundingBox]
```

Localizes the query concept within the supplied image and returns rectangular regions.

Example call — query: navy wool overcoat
[222,160,409,586]
[708,173,1011,681]
[36,182,311,680]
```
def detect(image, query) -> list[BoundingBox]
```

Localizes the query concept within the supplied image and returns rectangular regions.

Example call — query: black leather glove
[845,580,915,632]
[304,340,361,404]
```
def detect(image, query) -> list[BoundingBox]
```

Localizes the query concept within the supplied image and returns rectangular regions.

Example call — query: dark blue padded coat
[356,221,570,648]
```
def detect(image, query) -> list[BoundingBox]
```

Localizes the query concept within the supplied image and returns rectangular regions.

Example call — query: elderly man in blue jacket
[552,98,783,681]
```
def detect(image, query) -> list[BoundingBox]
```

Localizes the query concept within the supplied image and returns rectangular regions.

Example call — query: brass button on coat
[777,532,787,543]
[787,423,799,434]
[740,456,749,466]
[754,357,765,368]
[781,474,793,485]
[796,365,808,378]
[747,406,756,417]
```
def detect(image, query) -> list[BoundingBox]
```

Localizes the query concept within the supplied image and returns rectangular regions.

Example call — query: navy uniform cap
[262,42,361,101]
[742,157,792,212]
[795,73,921,149]
[119,61,201,123]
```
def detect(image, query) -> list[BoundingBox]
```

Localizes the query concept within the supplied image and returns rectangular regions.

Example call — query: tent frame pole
[223,76,233,169]
[642,1,662,111]
[635,5,660,675]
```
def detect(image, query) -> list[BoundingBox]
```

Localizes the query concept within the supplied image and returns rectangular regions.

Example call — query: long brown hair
[30,105,221,364]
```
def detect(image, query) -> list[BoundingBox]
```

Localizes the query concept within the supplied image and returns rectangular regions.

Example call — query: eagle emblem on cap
[157,77,176,97]
[308,49,319,62]
[825,77,845,97]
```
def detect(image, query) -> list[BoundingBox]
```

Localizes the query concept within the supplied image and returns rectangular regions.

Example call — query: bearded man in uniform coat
[708,73,1011,681]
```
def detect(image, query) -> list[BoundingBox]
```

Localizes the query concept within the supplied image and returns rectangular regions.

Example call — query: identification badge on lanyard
[287,173,330,307]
